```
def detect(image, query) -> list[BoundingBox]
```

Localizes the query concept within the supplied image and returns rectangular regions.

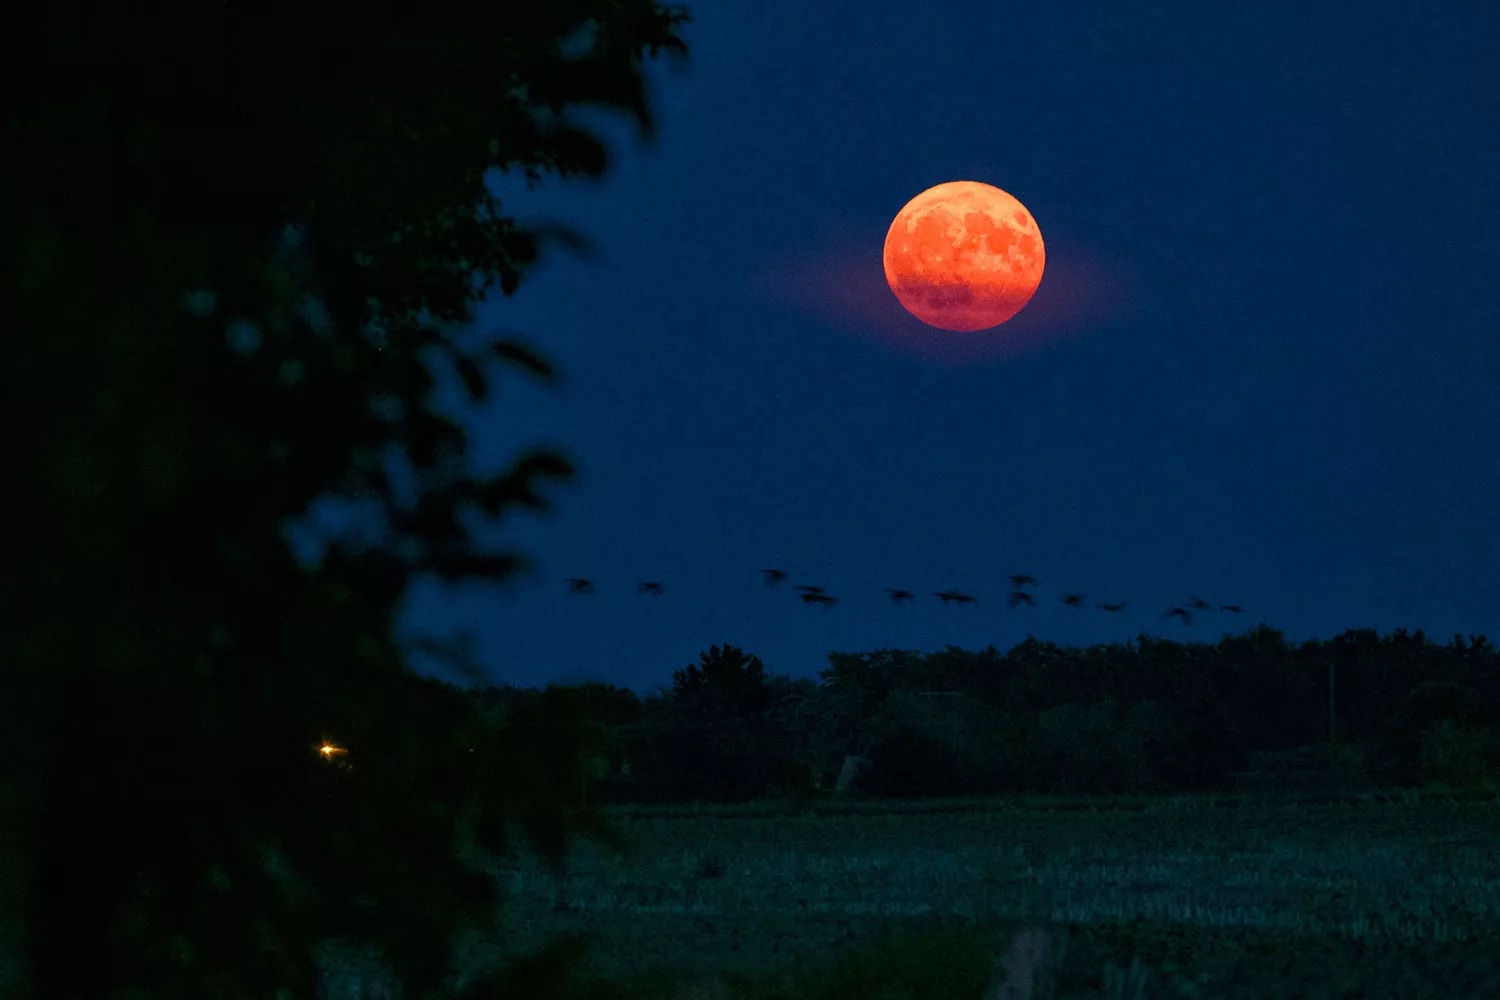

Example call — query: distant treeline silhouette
[459,626,1499,806]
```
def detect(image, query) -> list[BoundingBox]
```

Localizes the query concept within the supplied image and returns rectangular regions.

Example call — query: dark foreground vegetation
[7,0,694,994]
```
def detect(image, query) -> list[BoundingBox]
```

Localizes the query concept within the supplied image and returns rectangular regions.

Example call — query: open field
[477,791,1500,998]
[5,791,1499,997]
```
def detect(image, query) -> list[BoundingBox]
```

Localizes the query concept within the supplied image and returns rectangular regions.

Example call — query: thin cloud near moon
[755,228,1136,364]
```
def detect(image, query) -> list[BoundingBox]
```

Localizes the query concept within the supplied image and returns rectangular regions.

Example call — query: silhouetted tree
[1025,702,1154,794]
[759,676,844,798]
[4,0,689,995]
[1374,678,1492,787]
[863,687,1013,798]
[629,649,785,804]
[1419,720,1498,792]
[863,725,968,799]
[672,643,774,719]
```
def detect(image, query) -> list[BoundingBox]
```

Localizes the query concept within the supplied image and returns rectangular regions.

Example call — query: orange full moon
[883,181,1045,331]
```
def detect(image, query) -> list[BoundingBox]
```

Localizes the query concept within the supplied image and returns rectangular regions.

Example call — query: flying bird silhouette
[1164,606,1192,625]
[638,581,663,596]
[885,588,915,604]
[1220,604,1246,613]
[762,569,789,587]
[799,593,837,608]
[1187,597,1213,611]
[1098,601,1128,612]
[1061,593,1087,608]
[795,584,826,595]
[1008,590,1035,609]
[565,578,594,595]
[933,590,977,606]
[1010,574,1037,589]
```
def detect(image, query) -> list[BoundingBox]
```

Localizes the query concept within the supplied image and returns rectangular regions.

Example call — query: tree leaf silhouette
[490,338,562,385]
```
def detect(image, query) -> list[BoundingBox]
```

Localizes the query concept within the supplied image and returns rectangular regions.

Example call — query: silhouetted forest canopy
[447,626,1500,808]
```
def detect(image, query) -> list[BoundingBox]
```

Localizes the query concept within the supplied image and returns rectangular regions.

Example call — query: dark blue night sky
[372,2,1498,695]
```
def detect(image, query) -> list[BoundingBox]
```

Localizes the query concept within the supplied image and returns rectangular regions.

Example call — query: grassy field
[473,790,1500,999]
[5,790,1499,997]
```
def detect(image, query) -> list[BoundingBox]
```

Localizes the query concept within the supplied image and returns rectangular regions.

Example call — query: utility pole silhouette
[1329,658,1337,746]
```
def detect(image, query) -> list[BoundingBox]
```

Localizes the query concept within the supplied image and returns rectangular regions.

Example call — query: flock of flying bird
[561,571,1246,626]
